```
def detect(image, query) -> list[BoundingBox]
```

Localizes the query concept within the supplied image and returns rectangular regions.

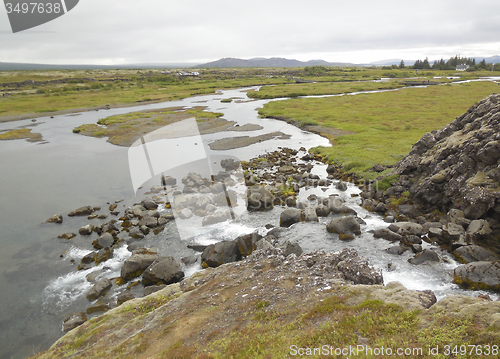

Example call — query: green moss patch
[0,128,42,142]
[72,106,229,146]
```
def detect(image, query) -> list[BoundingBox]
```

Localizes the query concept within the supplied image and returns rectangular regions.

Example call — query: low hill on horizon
[194,57,357,68]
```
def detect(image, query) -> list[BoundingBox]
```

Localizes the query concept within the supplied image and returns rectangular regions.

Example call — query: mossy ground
[72,107,228,146]
[259,81,500,179]
[30,256,500,359]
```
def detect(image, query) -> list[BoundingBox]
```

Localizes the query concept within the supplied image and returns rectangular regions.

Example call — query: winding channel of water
[0,85,498,359]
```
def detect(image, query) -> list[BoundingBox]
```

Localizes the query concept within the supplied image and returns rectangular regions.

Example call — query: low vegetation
[30,256,500,359]
[0,128,42,142]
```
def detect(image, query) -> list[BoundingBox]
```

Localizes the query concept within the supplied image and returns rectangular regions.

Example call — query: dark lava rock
[63,312,87,332]
[235,232,262,257]
[392,94,500,227]
[121,250,159,281]
[92,232,115,250]
[58,233,76,240]
[87,278,112,301]
[44,214,63,224]
[372,228,403,242]
[280,208,302,228]
[142,257,184,286]
[78,224,94,236]
[300,207,318,222]
[202,210,232,226]
[279,240,303,257]
[95,247,113,265]
[336,252,383,285]
[417,290,437,309]
[326,216,361,236]
[141,198,158,210]
[408,249,440,265]
[68,206,94,217]
[201,241,242,268]
[247,186,274,211]
[466,219,492,242]
[453,245,499,264]
[454,261,500,291]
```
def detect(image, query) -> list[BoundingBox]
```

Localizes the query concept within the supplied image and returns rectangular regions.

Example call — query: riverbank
[2,78,500,358]
[27,142,500,358]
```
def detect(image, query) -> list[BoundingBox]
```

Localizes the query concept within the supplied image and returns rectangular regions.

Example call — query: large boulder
[201,241,241,268]
[454,261,500,291]
[247,186,274,211]
[326,216,361,236]
[142,257,184,286]
[92,232,114,250]
[235,232,261,257]
[408,249,440,265]
[388,222,423,236]
[466,219,492,242]
[87,278,112,301]
[141,198,158,210]
[280,208,302,228]
[372,228,402,242]
[300,207,318,222]
[120,250,159,281]
[453,245,499,263]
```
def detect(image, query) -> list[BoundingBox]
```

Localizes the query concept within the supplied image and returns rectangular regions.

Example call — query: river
[0,86,497,359]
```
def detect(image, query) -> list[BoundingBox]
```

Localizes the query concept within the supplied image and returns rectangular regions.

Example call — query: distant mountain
[0,62,198,71]
[194,57,355,68]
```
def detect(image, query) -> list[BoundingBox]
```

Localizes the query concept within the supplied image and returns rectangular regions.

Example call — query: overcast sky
[1,0,499,65]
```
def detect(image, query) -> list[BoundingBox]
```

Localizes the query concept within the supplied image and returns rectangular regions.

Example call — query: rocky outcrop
[373,94,500,255]
[399,94,500,214]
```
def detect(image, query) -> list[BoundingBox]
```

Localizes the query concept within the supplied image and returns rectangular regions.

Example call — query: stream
[0,85,498,359]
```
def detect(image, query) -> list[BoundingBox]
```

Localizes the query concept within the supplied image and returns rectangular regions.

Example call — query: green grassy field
[0,68,290,119]
[258,81,500,178]
[247,80,406,99]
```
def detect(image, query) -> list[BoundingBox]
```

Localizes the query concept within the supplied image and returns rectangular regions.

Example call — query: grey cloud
[1,0,499,64]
